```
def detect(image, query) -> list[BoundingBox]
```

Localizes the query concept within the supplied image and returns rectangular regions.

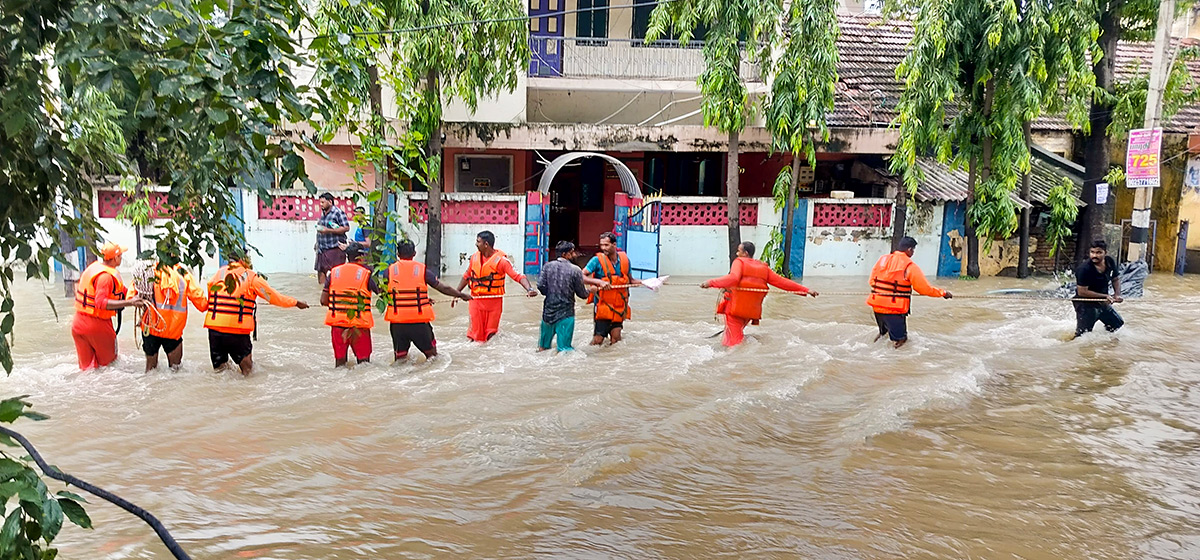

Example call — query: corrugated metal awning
[907,146,1085,209]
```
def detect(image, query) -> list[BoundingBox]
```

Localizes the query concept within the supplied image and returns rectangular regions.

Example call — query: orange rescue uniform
[72,261,128,369]
[589,252,632,322]
[866,251,945,315]
[325,262,375,329]
[385,260,435,324]
[462,251,524,342]
[140,265,208,340]
[204,262,298,335]
[706,257,810,347]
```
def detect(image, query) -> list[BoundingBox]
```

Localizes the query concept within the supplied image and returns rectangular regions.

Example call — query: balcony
[529,36,762,82]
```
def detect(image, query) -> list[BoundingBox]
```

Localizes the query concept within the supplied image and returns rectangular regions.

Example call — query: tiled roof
[909,145,1085,207]
[834,14,1200,132]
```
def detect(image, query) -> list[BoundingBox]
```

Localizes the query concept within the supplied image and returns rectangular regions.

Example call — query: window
[455,155,513,194]
[576,0,608,46]
[643,153,722,196]
[632,0,706,44]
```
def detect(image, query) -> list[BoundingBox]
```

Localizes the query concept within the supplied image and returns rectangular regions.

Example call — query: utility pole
[1127,0,1174,262]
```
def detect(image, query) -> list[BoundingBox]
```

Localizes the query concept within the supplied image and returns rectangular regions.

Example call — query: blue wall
[788,199,808,278]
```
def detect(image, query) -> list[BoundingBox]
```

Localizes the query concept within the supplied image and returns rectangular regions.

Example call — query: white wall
[904,201,944,274]
[93,189,222,279]
[802,198,895,276]
[399,193,527,279]
[657,197,775,277]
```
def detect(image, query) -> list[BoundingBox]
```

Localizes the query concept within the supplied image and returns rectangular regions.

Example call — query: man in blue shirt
[351,206,371,247]
[583,232,642,346]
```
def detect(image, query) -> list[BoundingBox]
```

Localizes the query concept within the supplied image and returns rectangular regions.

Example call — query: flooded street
[4,272,1200,559]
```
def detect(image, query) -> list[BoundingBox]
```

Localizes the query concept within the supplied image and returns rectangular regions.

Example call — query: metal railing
[528,36,762,82]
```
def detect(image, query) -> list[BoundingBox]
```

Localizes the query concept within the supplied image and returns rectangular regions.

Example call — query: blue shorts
[874,312,908,342]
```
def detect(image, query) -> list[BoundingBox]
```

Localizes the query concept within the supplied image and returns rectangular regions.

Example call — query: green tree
[886,0,1095,277]
[648,0,784,262]
[761,0,840,275]
[384,0,529,275]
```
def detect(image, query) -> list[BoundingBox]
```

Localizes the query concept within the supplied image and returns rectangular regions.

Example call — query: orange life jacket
[74,261,127,320]
[867,252,914,315]
[383,260,435,324]
[466,251,509,296]
[140,265,192,340]
[204,264,259,335]
[325,262,374,328]
[589,252,632,322]
[717,257,771,322]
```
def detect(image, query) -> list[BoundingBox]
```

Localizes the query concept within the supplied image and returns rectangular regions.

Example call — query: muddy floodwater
[4,272,1200,559]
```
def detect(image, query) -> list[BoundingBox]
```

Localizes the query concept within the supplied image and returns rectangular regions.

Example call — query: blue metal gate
[624,197,661,279]
[524,192,549,275]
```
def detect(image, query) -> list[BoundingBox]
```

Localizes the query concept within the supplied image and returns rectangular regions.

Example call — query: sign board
[1126,128,1163,189]
[1096,182,1109,205]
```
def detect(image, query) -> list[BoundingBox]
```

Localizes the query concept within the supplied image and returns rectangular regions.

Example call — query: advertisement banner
[1126,128,1163,189]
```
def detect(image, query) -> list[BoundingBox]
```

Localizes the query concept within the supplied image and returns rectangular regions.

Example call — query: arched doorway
[524,152,657,276]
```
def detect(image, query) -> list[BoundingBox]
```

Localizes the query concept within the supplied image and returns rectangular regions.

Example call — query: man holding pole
[584,232,642,346]
[1073,239,1124,339]
[456,230,538,342]
[701,241,817,347]
[866,236,952,349]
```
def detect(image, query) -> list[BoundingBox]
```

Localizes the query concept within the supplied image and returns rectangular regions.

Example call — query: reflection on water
[4,273,1200,559]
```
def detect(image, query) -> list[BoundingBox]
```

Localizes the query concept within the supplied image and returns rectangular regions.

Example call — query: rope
[599,282,1120,303]
[0,426,192,560]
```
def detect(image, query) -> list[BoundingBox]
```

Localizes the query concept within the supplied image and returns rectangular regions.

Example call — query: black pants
[1074,303,1124,337]
[874,312,908,342]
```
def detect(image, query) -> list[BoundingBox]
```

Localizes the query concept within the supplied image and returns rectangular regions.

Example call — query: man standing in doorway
[1073,239,1124,338]
[866,236,953,349]
[315,192,349,285]
[72,242,147,370]
[384,240,472,362]
[539,241,606,352]
[584,232,642,346]
[456,230,538,342]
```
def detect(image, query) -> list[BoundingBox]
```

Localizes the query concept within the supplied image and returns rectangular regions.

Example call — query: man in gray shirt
[537,241,606,352]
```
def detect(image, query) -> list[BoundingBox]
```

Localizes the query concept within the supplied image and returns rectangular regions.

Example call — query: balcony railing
[529,36,762,82]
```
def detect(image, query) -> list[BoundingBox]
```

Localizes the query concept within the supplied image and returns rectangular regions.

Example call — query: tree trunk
[1076,0,1120,263]
[892,178,907,250]
[366,64,388,266]
[966,156,980,278]
[725,129,742,262]
[424,69,445,274]
[970,80,996,279]
[781,155,801,276]
[1018,120,1032,278]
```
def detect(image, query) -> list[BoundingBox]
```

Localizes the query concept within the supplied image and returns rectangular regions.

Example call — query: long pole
[1127,0,1175,262]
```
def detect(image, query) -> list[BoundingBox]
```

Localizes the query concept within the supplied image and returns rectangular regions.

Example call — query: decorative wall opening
[659,203,759,226]
[97,191,171,219]
[258,195,356,220]
[409,200,520,225]
[812,203,892,228]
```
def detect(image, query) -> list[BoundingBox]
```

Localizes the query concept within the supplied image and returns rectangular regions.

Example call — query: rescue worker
[867,236,953,349]
[1073,239,1124,338]
[700,241,817,347]
[384,240,472,362]
[72,242,147,370]
[139,262,208,371]
[539,241,606,352]
[584,232,642,346]
[322,244,382,367]
[455,230,538,342]
[204,252,309,375]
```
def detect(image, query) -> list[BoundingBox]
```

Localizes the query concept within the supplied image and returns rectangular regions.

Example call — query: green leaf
[41,495,63,543]
[0,459,25,481]
[0,508,22,552]
[0,398,27,423]
[54,491,86,504]
[58,499,91,530]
